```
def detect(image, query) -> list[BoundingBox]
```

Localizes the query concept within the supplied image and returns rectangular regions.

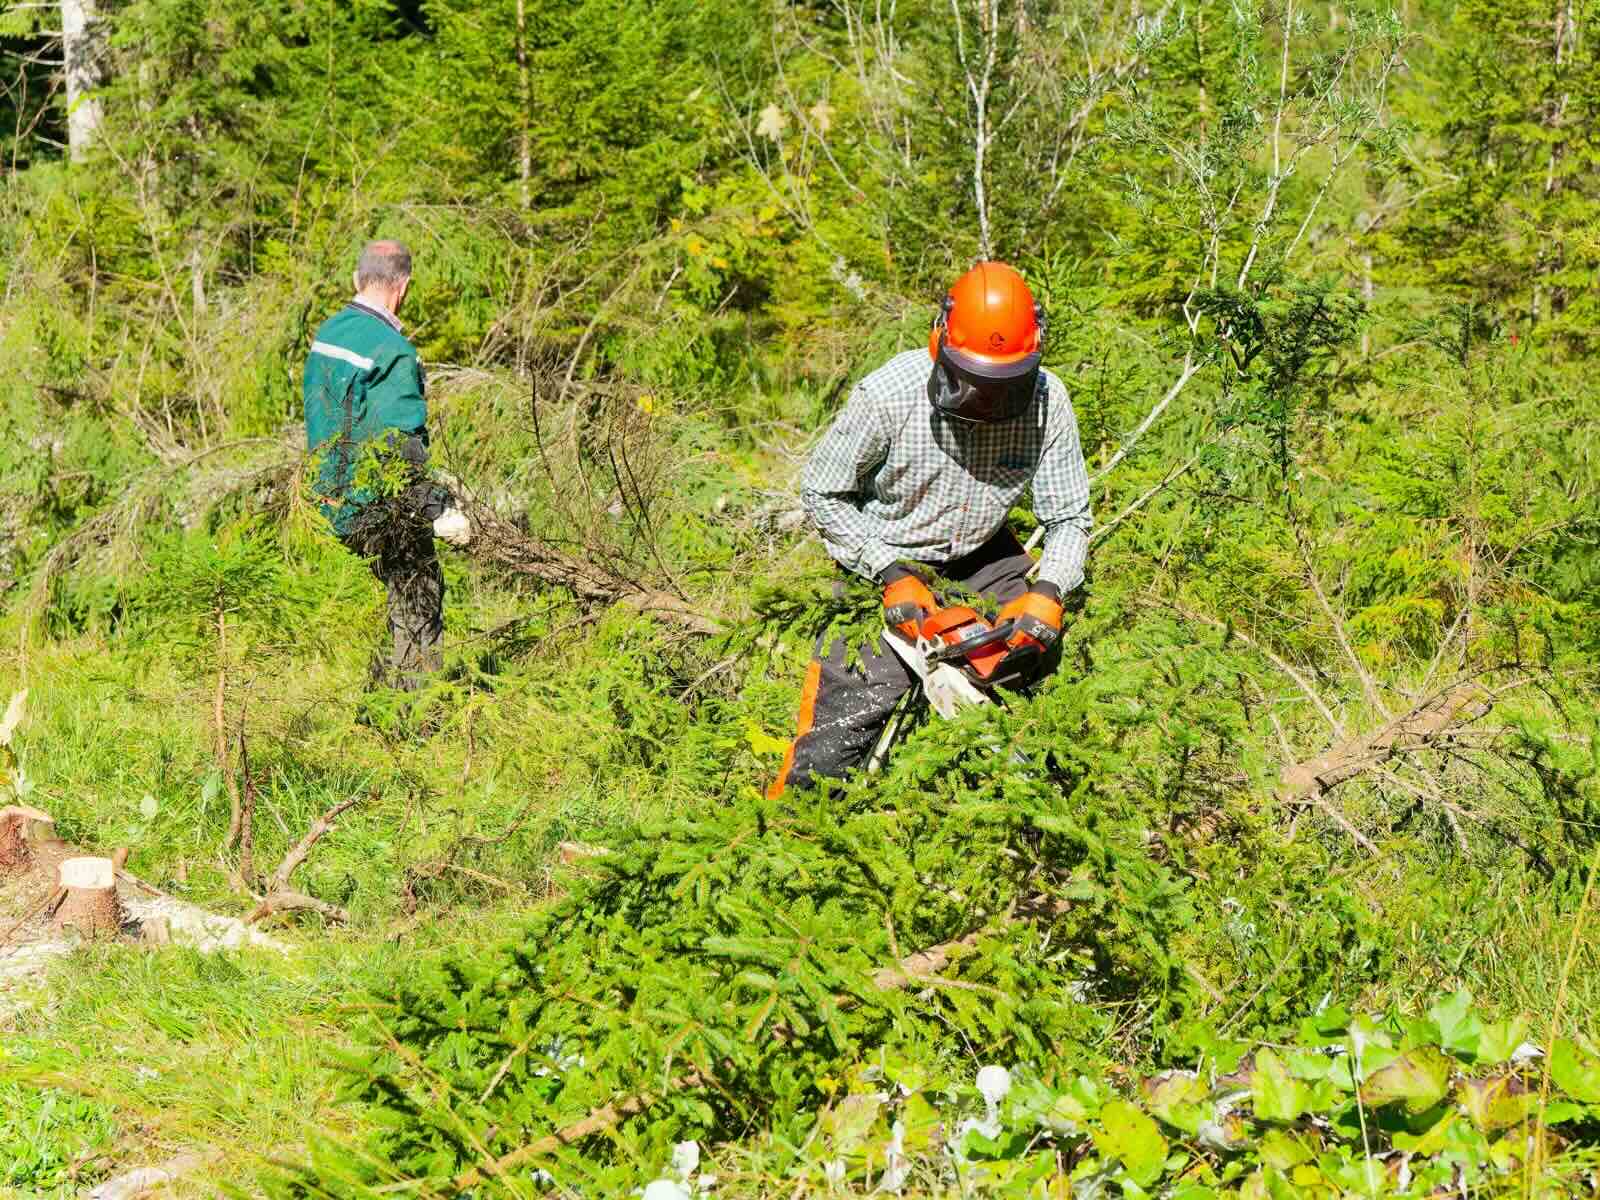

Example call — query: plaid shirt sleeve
[1033,386,1093,593]
[800,387,900,580]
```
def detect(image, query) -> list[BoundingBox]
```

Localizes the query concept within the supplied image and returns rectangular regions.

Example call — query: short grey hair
[355,240,412,290]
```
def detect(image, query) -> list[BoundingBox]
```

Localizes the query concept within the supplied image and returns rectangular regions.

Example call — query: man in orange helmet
[768,261,1092,797]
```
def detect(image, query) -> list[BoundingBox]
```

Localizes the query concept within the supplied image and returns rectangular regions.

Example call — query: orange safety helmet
[927,261,1045,423]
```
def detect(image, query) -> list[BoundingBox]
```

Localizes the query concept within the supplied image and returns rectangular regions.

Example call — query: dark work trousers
[768,529,1051,798]
[342,503,445,691]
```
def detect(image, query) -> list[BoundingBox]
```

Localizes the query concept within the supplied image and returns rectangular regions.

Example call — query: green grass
[3,508,1599,1194]
[0,466,804,1191]
[0,1072,116,1195]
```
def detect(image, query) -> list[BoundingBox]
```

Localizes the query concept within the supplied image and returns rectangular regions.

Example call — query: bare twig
[1294,527,1390,720]
[1162,600,1344,736]
[1089,450,1203,545]
[467,500,723,635]
[236,714,257,889]
[1372,766,1468,853]
[1091,353,1203,484]
[264,794,362,897]
[0,887,65,954]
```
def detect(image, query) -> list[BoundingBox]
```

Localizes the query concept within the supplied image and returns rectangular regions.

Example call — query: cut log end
[52,855,124,939]
[0,805,55,875]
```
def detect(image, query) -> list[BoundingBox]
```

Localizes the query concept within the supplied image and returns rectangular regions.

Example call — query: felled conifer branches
[277,712,1214,1196]
[462,499,722,636]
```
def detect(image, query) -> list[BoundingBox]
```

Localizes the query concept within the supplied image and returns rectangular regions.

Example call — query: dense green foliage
[2,0,1599,1196]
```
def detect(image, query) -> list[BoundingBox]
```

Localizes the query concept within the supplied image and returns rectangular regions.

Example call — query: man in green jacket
[304,240,467,690]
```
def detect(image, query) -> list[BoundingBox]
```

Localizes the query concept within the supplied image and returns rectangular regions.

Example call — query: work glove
[995,585,1063,680]
[881,566,936,642]
[432,507,472,547]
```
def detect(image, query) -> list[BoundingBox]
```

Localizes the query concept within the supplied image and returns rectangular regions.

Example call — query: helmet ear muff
[928,293,956,362]
[1034,300,1047,353]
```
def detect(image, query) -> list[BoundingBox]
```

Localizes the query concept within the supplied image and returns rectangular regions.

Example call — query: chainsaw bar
[881,628,992,720]
[869,621,1033,772]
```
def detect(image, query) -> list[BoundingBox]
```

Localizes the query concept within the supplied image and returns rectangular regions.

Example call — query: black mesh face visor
[928,346,1042,423]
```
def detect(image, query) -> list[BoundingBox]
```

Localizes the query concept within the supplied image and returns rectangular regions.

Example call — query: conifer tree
[1393,0,1600,345]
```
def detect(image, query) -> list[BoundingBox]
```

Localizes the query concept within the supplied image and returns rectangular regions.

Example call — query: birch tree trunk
[516,0,531,209]
[61,0,104,162]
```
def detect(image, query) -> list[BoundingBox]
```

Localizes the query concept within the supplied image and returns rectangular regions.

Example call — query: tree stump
[51,856,123,938]
[0,805,55,876]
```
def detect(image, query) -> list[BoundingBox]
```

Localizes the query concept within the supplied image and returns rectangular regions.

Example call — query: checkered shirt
[800,348,1092,592]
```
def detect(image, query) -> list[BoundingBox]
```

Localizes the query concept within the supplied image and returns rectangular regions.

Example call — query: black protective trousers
[768,529,1048,798]
[342,496,445,691]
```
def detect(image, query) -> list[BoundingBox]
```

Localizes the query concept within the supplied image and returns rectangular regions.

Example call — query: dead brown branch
[1279,681,1496,804]
[265,795,362,897]
[245,889,349,926]
[465,501,723,635]
[1243,675,1380,856]
[235,718,257,889]
[401,798,545,915]
[245,793,364,925]
[0,887,65,953]
[869,930,984,989]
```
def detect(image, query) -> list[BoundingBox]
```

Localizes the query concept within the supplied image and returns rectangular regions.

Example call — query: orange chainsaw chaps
[766,658,822,801]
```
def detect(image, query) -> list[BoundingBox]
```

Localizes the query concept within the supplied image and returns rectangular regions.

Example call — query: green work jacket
[302,299,428,535]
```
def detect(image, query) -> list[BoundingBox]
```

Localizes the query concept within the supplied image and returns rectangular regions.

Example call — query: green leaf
[1391,1109,1461,1155]
[1427,990,1483,1060]
[1476,1016,1532,1065]
[1541,1101,1595,1126]
[1257,1129,1315,1170]
[745,722,789,758]
[1457,1076,1536,1132]
[1299,1006,1352,1046]
[1550,1040,1600,1103]
[1093,1099,1168,1188]
[817,1091,882,1157]
[1055,1074,1104,1123]
[1144,1071,1208,1134]
[1252,1049,1312,1122]
[1282,1048,1334,1081]
[1359,1047,1454,1112]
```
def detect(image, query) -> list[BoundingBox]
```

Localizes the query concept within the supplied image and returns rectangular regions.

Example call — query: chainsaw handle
[925,619,1015,664]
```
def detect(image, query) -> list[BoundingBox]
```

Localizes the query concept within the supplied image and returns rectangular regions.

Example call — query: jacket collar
[349,296,404,333]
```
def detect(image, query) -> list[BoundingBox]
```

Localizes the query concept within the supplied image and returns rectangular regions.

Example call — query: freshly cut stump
[0,805,54,875]
[51,856,123,938]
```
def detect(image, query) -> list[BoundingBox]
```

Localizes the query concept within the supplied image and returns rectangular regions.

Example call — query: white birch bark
[516,0,531,209]
[62,0,104,162]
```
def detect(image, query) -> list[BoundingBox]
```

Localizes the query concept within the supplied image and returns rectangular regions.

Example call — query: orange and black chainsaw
[869,604,1030,770]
